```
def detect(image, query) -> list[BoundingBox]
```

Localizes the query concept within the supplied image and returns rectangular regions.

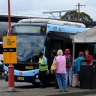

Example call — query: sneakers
[58,90,62,92]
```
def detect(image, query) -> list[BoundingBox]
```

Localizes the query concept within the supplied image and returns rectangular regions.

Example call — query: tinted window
[13,25,41,33]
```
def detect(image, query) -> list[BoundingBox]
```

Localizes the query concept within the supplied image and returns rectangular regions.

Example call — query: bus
[0,22,8,77]
[0,42,3,77]
[4,18,86,85]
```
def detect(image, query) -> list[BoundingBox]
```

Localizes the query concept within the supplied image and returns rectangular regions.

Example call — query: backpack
[65,55,72,69]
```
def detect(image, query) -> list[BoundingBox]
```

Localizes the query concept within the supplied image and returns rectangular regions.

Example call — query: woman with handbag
[54,49,68,92]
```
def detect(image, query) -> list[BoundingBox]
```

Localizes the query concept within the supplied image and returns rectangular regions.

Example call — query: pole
[59,12,61,19]
[77,3,80,20]
[72,42,75,66]
[77,3,80,13]
[76,3,86,20]
[8,0,15,91]
[8,0,12,36]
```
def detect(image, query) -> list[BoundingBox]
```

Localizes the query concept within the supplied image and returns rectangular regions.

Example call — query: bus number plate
[25,66,33,69]
[17,77,24,80]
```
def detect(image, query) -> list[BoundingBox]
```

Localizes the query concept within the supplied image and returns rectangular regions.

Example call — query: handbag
[50,60,58,74]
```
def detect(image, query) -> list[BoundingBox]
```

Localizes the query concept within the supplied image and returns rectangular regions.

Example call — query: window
[13,25,41,33]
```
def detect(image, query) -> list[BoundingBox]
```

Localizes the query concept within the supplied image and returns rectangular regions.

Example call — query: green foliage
[61,11,93,21]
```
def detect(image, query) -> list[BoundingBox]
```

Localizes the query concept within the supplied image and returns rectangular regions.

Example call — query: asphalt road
[0,80,96,96]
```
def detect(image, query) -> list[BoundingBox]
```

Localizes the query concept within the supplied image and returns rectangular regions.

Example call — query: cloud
[0,0,96,20]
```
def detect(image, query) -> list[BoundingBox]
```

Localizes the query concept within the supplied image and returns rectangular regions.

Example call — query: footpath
[0,80,96,96]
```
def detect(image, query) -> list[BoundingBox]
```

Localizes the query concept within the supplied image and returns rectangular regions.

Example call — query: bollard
[8,64,15,91]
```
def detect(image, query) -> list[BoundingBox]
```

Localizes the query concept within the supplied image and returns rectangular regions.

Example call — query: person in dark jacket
[64,48,72,87]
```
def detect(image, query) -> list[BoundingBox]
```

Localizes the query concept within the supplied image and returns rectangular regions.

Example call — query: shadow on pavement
[15,83,54,89]
[15,85,39,89]
[48,90,96,96]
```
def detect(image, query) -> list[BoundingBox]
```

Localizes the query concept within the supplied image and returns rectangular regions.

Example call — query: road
[0,80,96,96]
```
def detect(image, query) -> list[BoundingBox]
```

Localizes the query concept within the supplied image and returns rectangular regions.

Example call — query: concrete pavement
[0,80,96,96]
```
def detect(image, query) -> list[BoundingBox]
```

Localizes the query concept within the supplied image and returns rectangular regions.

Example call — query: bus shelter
[72,26,96,62]
[72,26,96,89]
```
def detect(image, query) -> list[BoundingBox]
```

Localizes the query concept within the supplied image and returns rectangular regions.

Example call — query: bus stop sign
[3,36,17,64]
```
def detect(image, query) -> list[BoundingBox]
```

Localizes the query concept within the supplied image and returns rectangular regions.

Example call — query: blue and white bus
[4,18,86,85]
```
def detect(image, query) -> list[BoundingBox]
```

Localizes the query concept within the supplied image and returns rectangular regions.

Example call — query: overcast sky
[0,0,96,20]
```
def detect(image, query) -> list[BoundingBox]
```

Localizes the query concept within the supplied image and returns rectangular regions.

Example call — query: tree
[61,11,93,21]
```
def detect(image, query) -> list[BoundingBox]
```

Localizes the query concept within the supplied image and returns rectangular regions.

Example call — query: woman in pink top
[55,49,68,92]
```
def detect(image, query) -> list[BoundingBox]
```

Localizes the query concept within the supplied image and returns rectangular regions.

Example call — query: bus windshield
[17,35,45,62]
[13,25,41,33]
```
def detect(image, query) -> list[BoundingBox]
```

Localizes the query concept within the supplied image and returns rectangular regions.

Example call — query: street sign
[3,36,17,64]
[3,36,16,48]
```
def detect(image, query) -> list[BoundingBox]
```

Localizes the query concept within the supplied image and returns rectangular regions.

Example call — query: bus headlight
[36,75,39,79]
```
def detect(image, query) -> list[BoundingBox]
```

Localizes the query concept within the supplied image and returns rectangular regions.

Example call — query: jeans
[56,73,67,91]
[66,67,72,87]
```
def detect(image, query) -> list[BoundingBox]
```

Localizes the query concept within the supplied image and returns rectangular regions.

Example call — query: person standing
[85,50,93,65]
[39,52,48,88]
[51,50,58,89]
[75,52,86,87]
[55,49,68,92]
[64,48,72,87]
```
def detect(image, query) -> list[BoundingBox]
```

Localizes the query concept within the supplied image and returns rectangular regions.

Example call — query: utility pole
[76,3,86,20]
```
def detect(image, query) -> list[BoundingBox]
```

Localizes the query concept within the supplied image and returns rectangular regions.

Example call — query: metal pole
[8,0,15,92]
[72,42,75,65]
[76,3,86,21]
[77,3,80,20]
[59,12,61,19]
[8,0,12,36]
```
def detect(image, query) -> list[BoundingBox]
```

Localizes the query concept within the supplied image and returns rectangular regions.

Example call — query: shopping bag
[50,60,58,74]
[72,74,78,87]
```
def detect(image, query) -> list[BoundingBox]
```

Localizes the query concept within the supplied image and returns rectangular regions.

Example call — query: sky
[0,0,96,20]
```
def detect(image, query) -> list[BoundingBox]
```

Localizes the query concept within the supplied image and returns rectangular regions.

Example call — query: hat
[65,48,70,54]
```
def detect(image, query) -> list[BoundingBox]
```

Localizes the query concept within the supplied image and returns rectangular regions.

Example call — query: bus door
[45,31,73,83]
[51,39,63,51]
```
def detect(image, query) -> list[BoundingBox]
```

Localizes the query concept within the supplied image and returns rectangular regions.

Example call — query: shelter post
[72,42,75,65]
